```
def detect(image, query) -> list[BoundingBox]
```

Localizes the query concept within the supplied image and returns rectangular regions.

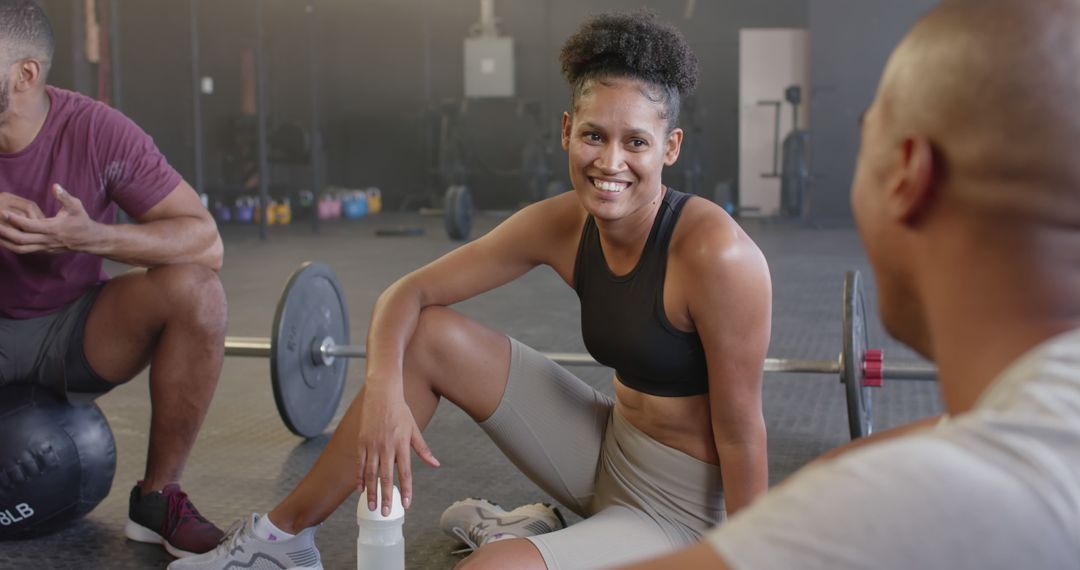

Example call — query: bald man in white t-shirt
[619,0,1080,568]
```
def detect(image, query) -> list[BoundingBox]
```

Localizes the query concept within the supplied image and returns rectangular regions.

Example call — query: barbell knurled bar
[224,263,937,440]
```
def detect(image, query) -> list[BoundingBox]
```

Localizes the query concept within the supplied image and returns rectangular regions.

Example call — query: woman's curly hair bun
[559,10,698,96]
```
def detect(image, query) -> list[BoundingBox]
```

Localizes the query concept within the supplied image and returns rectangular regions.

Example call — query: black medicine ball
[0,385,116,540]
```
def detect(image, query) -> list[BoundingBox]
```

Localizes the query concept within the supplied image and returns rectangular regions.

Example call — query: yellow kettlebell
[366,187,382,214]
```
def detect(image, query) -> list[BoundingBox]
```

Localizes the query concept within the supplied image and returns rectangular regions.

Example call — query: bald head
[876,0,1080,220]
[0,0,53,75]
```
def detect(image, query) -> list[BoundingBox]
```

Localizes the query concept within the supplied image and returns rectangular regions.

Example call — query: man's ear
[663,128,684,166]
[889,136,936,224]
[12,59,44,93]
[561,112,572,151]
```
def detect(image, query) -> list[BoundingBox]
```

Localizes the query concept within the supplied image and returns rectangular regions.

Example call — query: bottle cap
[357,485,405,522]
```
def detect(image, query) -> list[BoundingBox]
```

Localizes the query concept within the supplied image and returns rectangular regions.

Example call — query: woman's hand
[355,383,440,516]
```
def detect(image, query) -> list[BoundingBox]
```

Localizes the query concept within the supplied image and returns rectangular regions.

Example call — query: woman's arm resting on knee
[359,196,585,515]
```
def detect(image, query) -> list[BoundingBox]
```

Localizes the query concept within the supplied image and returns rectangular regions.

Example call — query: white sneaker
[166,514,323,570]
[440,498,566,553]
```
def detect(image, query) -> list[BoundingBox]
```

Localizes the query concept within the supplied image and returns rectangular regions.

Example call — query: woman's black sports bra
[573,189,709,397]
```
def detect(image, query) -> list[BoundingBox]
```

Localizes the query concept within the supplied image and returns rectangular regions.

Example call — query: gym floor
[0,212,942,570]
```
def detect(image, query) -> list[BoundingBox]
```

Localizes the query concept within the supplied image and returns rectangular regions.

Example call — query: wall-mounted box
[464,37,515,98]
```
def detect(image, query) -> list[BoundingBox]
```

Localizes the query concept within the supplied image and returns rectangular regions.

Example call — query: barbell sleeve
[224,337,272,358]
[883,362,937,381]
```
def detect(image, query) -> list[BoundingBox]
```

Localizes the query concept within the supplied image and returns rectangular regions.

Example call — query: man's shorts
[0,284,116,404]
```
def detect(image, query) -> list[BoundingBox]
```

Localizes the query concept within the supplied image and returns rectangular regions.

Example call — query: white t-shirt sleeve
[707,433,1075,570]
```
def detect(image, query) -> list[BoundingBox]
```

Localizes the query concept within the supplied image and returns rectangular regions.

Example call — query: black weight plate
[842,270,873,439]
[271,262,350,438]
[445,185,473,241]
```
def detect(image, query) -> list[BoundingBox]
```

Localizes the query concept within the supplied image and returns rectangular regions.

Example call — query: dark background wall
[36,0,939,220]
[806,0,939,224]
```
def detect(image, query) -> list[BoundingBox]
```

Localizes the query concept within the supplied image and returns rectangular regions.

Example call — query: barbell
[226,262,938,440]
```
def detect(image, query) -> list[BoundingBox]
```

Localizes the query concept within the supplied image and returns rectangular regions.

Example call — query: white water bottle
[357,485,405,570]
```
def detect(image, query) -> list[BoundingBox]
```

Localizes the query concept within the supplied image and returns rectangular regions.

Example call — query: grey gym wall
[38,0,807,211]
[806,0,939,224]
[309,0,808,210]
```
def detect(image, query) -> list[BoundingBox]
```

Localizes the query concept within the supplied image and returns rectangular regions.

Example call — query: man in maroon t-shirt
[0,0,225,557]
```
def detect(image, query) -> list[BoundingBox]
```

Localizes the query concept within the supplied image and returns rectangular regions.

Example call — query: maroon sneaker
[124,481,224,558]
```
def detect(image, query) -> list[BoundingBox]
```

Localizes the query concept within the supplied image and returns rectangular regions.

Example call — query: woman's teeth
[593,179,628,193]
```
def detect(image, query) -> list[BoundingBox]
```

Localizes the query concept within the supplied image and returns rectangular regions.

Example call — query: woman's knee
[408,305,470,365]
[405,305,510,418]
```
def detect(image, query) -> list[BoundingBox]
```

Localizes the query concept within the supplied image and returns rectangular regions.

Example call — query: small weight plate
[271,262,350,438]
[444,185,473,241]
[842,270,873,439]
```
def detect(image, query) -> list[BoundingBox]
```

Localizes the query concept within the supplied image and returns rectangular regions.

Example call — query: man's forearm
[89,216,223,269]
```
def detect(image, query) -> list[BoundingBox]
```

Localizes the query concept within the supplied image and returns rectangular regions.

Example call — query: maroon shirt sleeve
[90,104,183,217]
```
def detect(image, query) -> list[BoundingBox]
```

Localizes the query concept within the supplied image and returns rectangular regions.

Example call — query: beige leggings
[479,338,725,570]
